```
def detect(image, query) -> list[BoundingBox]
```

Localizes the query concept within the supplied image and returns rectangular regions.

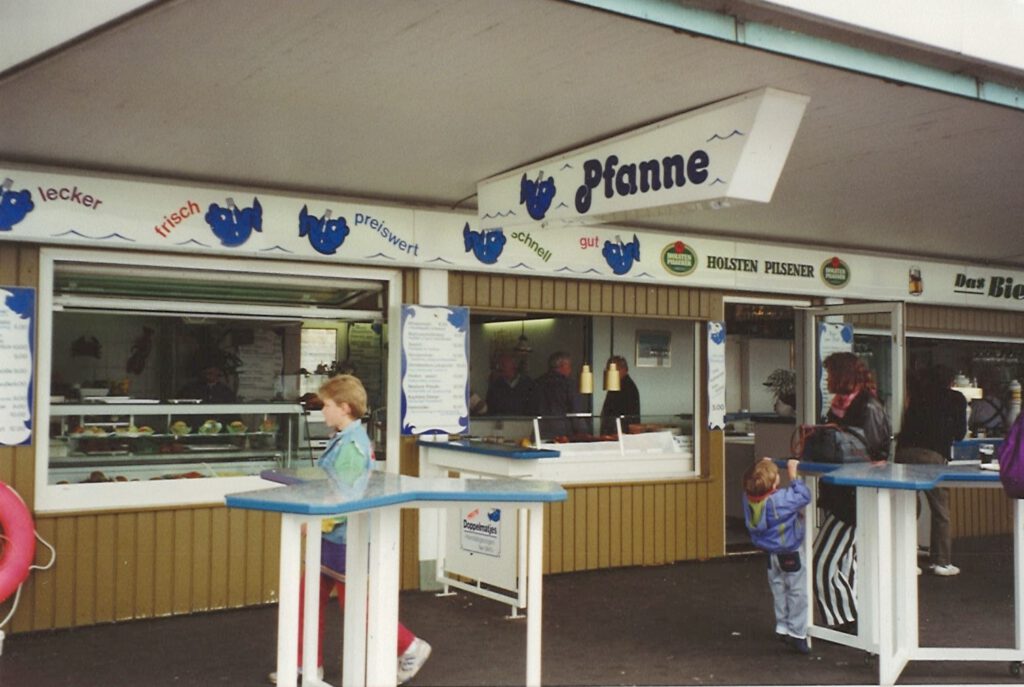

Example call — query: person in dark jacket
[813,352,891,630]
[599,355,640,436]
[895,364,967,576]
[529,351,585,439]
[485,351,533,416]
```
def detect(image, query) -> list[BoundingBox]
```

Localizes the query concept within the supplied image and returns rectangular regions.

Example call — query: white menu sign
[0,287,34,445]
[707,320,726,430]
[400,305,469,435]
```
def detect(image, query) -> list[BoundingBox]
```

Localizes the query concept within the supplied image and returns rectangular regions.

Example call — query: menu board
[348,323,383,408]
[0,287,34,446]
[706,320,726,430]
[400,305,469,435]
[236,328,283,401]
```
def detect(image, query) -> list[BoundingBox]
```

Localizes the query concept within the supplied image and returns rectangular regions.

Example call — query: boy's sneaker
[398,638,432,684]
[930,563,961,577]
[268,665,324,684]
[788,636,811,654]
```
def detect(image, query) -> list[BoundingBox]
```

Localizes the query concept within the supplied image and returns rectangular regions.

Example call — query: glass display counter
[48,402,306,484]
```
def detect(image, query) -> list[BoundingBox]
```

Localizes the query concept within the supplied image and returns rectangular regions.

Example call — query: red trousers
[298,571,416,666]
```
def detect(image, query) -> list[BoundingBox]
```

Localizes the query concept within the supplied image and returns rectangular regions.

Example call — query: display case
[48,402,308,484]
[458,413,698,484]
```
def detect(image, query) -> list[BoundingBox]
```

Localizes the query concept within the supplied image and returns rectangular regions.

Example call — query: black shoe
[788,636,811,654]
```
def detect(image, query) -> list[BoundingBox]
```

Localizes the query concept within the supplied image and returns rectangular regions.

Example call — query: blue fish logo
[709,321,726,345]
[463,223,506,264]
[0,178,35,231]
[603,234,640,275]
[520,171,556,221]
[487,509,501,523]
[299,205,349,255]
[205,197,263,247]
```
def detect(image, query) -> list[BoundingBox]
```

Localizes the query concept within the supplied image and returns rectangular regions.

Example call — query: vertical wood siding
[450,272,726,571]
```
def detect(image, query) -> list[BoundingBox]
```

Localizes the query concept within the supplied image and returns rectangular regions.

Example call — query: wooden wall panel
[538,478,721,574]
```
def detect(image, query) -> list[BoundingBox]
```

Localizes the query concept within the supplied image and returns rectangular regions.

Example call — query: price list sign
[0,287,34,446]
[400,305,469,435]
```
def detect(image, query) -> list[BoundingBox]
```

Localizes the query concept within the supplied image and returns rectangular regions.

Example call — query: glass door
[796,302,905,439]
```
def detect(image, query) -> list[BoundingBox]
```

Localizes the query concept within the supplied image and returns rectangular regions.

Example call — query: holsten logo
[821,256,851,288]
[661,241,698,276]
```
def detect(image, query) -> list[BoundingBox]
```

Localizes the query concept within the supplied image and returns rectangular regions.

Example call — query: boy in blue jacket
[743,457,812,653]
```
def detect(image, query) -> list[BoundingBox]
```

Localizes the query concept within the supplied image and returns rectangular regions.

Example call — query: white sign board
[400,305,469,435]
[477,88,808,228]
[0,287,34,445]
[707,321,727,430]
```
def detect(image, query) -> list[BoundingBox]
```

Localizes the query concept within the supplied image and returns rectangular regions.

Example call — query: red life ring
[0,481,35,603]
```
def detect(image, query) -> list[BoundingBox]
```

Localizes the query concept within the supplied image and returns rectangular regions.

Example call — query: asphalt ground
[1,535,1019,687]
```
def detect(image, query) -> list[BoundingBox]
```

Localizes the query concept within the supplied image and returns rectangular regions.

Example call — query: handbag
[793,423,870,464]
[996,414,1024,499]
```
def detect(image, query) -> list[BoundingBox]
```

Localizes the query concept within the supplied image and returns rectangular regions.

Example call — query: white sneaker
[397,638,432,684]
[268,665,324,684]
[930,563,961,577]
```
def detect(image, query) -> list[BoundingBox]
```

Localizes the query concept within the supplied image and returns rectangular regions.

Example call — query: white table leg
[277,514,303,687]
[302,523,323,686]
[343,513,369,687]
[525,504,543,687]
[893,489,918,665]
[1015,499,1024,653]
[366,507,401,687]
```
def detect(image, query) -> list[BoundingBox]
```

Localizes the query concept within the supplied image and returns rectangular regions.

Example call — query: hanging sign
[707,320,727,430]
[477,87,808,228]
[0,287,34,446]
[400,305,470,435]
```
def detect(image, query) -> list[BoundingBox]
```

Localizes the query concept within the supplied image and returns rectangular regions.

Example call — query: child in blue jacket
[743,457,812,653]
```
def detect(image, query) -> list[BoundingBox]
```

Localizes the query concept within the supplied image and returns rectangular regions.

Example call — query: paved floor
[1,536,1019,686]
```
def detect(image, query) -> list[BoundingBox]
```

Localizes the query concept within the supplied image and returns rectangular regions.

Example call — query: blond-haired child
[271,375,431,684]
[743,457,812,654]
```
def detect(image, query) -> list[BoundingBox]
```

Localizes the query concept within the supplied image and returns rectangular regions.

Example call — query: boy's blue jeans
[767,550,808,639]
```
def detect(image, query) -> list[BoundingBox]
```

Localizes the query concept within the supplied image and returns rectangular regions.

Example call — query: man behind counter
[177,364,237,403]
[530,351,586,438]
[600,354,641,436]
[486,351,533,416]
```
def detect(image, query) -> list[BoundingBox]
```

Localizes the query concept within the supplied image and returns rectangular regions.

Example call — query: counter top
[778,460,1000,490]
[226,470,567,515]
[417,439,561,460]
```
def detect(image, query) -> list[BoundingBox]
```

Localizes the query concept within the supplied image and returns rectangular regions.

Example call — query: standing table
[801,462,1024,685]
[226,470,566,687]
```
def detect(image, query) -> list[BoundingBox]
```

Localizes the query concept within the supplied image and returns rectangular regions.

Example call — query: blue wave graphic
[508,262,535,270]
[480,209,517,219]
[635,272,656,279]
[554,266,603,275]
[560,162,574,170]
[556,201,569,209]
[175,238,212,248]
[52,230,136,242]
[426,257,456,265]
[364,252,397,260]
[259,245,294,253]
[710,178,726,185]
[706,129,745,142]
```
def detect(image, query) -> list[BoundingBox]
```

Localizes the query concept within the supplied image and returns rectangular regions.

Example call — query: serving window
[35,248,399,513]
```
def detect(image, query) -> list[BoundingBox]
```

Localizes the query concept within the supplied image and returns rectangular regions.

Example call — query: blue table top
[812,462,999,490]
[226,470,567,515]
[417,439,560,460]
